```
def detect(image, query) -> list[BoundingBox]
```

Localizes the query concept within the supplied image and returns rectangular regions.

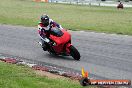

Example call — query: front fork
[65,43,72,54]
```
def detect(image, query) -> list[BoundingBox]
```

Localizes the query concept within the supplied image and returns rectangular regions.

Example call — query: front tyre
[70,45,80,60]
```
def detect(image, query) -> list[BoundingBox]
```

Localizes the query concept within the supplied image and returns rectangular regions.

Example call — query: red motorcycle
[39,27,80,60]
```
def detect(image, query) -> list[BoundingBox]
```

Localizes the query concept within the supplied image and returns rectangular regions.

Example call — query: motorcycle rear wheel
[70,45,80,60]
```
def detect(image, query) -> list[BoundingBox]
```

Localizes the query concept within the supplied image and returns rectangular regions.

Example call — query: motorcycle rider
[38,14,63,51]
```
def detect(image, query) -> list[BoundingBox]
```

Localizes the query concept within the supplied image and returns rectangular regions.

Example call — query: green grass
[0,62,89,88]
[0,0,132,35]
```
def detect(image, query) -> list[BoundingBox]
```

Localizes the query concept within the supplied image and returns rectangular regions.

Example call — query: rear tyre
[70,45,80,60]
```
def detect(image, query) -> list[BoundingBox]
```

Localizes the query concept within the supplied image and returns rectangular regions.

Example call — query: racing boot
[42,43,47,51]
[38,40,47,51]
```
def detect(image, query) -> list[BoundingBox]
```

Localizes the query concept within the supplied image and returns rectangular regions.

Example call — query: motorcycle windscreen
[50,27,63,37]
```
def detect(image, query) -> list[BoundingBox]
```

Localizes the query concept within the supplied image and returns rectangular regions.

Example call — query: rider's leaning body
[38,14,63,50]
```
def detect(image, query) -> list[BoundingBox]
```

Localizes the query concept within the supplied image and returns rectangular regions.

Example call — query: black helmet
[41,14,49,26]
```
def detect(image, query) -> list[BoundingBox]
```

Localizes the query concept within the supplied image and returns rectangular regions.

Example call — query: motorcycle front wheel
[70,45,80,60]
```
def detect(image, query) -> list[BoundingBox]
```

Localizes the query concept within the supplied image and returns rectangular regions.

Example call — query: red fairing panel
[49,29,71,53]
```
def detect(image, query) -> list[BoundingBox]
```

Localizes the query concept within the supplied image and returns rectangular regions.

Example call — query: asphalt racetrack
[0,24,132,81]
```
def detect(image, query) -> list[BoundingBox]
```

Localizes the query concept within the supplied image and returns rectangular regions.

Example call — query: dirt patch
[35,70,80,84]
[35,70,65,79]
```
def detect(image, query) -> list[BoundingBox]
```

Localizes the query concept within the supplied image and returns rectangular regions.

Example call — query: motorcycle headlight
[53,42,56,46]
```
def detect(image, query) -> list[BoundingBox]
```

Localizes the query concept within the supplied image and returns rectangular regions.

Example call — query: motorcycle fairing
[49,29,71,54]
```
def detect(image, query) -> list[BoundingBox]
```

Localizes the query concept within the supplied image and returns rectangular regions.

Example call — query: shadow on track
[43,53,77,61]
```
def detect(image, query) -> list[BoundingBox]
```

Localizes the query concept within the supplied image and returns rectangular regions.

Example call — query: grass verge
[0,0,132,35]
[0,61,88,88]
